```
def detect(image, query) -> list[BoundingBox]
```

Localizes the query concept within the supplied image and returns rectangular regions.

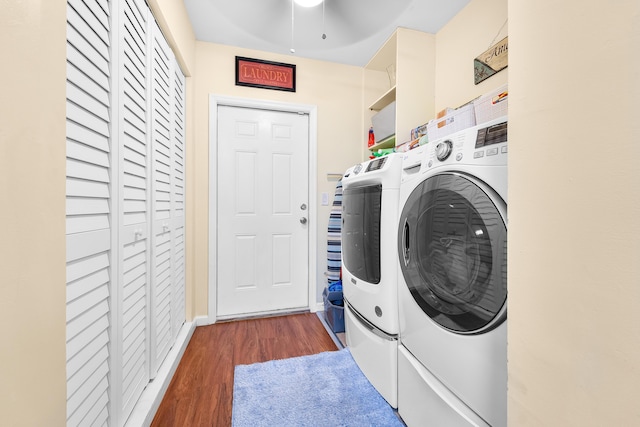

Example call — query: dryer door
[398,172,507,334]
[342,184,382,285]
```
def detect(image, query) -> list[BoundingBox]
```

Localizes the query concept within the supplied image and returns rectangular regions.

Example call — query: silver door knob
[300,217,307,224]
[300,203,307,210]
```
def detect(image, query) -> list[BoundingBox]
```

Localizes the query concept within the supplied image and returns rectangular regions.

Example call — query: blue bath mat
[232,349,404,426]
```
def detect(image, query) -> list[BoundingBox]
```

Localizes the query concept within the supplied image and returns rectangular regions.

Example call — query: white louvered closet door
[171,58,186,341]
[150,19,175,375]
[65,0,112,426]
[115,0,150,422]
[67,0,186,424]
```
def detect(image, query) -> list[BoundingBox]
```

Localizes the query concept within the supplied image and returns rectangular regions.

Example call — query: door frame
[207,95,318,323]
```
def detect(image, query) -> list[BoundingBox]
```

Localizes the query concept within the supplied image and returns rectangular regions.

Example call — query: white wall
[508,1,640,425]
[0,2,67,425]
[435,0,508,111]
[147,0,196,77]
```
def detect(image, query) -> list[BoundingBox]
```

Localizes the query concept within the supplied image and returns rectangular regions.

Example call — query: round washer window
[399,173,507,333]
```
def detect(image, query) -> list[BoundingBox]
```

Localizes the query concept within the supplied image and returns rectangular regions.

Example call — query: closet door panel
[150,20,175,374]
[117,0,151,421]
[66,0,113,425]
[171,63,186,339]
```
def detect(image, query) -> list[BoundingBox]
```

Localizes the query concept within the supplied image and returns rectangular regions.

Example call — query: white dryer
[341,153,402,408]
[396,117,508,427]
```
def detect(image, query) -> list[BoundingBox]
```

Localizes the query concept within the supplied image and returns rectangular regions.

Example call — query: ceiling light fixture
[294,0,323,7]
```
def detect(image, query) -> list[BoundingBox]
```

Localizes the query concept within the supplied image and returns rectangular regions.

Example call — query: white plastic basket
[473,83,508,124]
[426,103,476,141]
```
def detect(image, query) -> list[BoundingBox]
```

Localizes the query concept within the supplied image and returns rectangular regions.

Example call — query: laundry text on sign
[235,56,296,92]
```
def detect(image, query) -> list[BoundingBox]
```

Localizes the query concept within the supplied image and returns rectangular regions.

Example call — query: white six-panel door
[217,106,309,317]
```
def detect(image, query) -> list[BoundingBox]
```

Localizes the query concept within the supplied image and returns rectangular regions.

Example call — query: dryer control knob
[435,140,453,161]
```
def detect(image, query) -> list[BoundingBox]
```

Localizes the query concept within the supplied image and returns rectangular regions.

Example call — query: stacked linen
[327,179,343,285]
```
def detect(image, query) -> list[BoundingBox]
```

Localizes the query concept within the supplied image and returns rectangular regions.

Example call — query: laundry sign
[235,56,296,92]
[474,36,508,85]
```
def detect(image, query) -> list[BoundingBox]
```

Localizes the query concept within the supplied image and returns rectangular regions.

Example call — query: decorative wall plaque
[474,36,508,85]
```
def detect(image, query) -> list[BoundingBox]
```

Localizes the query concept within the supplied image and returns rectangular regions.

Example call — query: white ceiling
[183,0,470,67]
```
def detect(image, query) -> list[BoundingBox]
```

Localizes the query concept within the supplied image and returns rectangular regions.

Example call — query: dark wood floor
[151,312,339,426]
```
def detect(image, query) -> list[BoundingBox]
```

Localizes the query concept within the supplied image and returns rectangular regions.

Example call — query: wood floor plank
[151,312,338,426]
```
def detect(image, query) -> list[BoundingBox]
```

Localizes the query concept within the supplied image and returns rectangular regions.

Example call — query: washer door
[398,172,507,334]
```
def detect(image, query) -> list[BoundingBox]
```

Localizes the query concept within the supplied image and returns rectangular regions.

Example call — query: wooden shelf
[363,28,435,158]
[369,135,395,151]
[369,86,396,111]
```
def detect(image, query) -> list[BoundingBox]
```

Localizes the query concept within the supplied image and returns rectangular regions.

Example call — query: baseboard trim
[195,315,215,326]
[125,317,202,427]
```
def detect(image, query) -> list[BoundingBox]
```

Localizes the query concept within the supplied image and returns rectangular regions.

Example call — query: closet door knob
[300,217,308,225]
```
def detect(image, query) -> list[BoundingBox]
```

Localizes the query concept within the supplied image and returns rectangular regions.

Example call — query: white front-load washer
[396,117,508,427]
[341,153,402,408]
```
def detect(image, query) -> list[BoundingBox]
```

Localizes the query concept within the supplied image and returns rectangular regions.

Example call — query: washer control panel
[426,118,507,168]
